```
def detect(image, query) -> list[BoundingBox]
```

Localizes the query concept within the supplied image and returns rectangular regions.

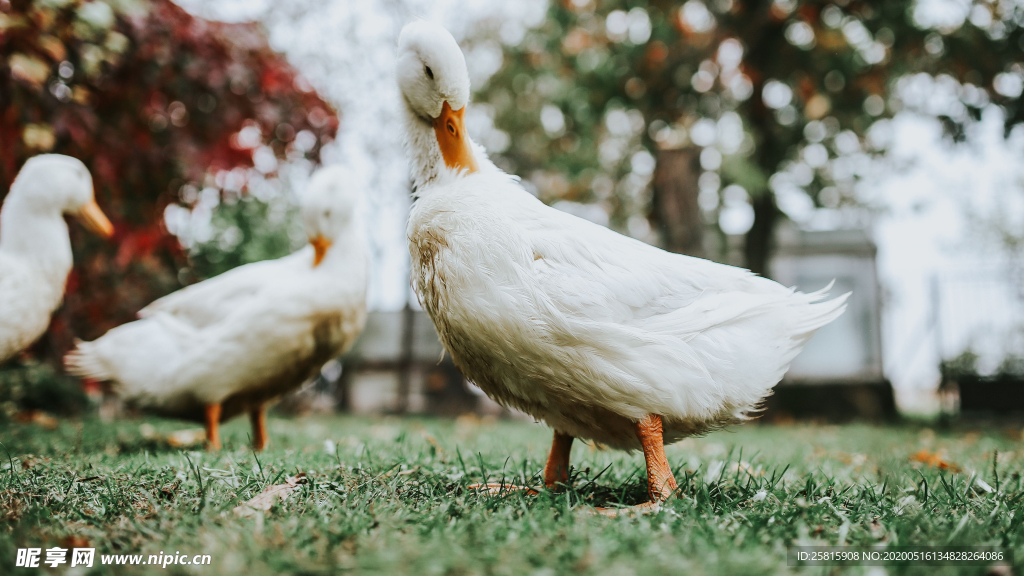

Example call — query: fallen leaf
[419,432,443,454]
[233,474,306,517]
[19,454,47,469]
[61,535,90,549]
[910,450,961,473]
[14,410,58,430]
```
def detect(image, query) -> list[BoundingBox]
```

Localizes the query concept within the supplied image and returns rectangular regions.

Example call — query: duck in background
[0,154,114,364]
[396,21,848,513]
[65,165,368,451]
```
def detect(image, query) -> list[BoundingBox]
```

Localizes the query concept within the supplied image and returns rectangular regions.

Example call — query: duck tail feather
[63,341,112,382]
[792,287,850,336]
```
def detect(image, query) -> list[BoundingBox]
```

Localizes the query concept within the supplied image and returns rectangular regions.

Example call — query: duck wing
[478,180,847,421]
[515,189,797,333]
[139,247,313,328]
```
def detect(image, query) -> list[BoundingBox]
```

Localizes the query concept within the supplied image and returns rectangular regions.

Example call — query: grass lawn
[1,414,1022,575]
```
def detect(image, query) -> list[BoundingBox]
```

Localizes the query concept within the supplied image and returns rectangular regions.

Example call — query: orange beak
[310,235,332,267]
[75,199,114,238]
[432,101,479,175]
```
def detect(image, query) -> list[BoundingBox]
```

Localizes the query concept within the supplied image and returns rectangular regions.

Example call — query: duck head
[9,154,113,238]
[397,21,479,175]
[301,165,363,267]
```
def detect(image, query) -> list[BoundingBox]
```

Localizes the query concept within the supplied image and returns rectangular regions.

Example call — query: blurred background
[2,0,1022,424]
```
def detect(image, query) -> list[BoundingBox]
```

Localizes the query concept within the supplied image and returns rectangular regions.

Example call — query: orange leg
[635,414,678,502]
[204,403,222,451]
[543,431,574,489]
[249,404,268,451]
[593,414,678,517]
[469,429,574,496]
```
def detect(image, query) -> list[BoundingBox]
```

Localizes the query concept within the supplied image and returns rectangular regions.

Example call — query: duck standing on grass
[0,155,114,364]
[396,21,849,513]
[65,165,368,451]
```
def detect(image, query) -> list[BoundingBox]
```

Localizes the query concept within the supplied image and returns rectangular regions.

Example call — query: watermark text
[15,548,211,569]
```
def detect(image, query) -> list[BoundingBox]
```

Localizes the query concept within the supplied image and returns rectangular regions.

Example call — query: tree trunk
[744,192,777,277]
[651,148,704,258]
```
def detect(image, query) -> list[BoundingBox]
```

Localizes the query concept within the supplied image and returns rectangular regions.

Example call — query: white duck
[65,165,368,450]
[397,22,849,511]
[0,154,114,364]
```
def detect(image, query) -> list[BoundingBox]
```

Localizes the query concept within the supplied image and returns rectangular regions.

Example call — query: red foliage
[0,0,338,360]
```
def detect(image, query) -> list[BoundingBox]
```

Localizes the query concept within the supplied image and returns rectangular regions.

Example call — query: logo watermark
[15,548,211,569]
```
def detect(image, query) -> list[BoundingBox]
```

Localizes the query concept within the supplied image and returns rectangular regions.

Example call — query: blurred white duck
[0,155,114,364]
[397,22,849,511]
[65,165,368,450]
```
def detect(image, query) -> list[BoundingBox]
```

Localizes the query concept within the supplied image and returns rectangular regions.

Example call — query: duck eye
[424,65,434,80]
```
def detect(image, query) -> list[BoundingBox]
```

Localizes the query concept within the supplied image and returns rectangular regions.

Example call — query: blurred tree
[475,0,1024,275]
[0,0,338,362]
[182,192,304,280]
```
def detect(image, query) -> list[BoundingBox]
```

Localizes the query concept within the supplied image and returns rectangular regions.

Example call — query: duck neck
[402,104,446,193]
[0,191,74,289]
[402,103,487,195]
